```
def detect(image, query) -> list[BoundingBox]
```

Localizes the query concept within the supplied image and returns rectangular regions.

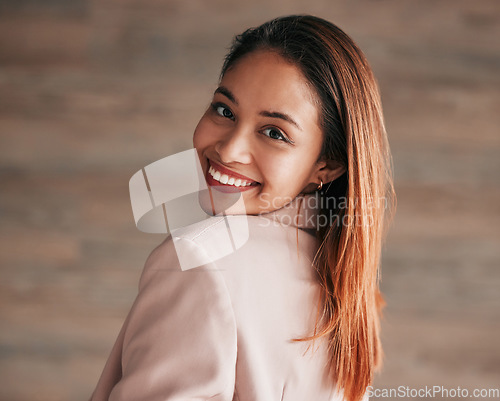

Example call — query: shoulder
[133,231,237,348]
[104,227,238,400]
[169,214,318,271]
[165,215,257,272]
[142,212,318,285]
[171,212,316,247]
[137,218,235,294]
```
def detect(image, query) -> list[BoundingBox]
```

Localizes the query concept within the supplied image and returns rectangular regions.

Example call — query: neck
[258,193,320,230]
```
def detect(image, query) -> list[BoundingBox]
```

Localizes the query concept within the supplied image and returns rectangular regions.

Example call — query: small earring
[317,179,323,191]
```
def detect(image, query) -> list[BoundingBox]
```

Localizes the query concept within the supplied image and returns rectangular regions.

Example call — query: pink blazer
[90,196,348,400]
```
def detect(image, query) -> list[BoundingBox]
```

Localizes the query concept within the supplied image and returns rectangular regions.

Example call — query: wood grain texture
[0,1,499,399]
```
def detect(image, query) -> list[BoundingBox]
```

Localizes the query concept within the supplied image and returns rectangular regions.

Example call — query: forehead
[220,50,319,111]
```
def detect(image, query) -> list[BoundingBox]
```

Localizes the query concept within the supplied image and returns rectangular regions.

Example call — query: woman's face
[193,50,332,215]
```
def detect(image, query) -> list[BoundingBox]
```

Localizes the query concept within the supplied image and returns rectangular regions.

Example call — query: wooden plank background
[0,1,499,399]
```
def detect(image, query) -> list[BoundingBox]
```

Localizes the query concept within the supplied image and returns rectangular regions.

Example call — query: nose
[215,126,253,165]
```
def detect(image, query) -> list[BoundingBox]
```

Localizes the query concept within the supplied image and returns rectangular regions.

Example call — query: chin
[197,186,249,216]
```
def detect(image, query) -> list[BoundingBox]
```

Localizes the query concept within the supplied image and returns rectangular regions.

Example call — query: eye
[212,103,234,120]
[262,127,288,142]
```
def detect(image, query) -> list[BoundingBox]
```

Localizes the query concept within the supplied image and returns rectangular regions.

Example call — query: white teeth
[208,163,256,187]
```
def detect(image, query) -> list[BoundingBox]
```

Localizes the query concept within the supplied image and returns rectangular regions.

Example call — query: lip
[205,159,260,192]
[209,160,259,183]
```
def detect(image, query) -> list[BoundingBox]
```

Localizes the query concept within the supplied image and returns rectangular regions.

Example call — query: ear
[301,159,346,194]
[316,158,346,185]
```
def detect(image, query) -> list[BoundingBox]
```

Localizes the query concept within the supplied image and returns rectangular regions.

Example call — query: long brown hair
[221,15,395,401]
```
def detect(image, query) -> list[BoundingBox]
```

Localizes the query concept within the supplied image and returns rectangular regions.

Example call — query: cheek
[192,115,216,149]
[192,119,206,149]
[259,153,315,191]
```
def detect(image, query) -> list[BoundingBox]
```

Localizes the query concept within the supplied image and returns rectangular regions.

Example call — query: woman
[90,15,395,401]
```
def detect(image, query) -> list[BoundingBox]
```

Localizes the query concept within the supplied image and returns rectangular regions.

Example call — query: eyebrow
[259,111,302,131]
[214,86,302,131]
[214,86,238,105]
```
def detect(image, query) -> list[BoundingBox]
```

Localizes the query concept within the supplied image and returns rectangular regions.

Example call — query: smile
[206,160,260,189]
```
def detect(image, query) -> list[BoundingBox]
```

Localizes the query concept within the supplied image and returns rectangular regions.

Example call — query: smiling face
[193,50,341,215]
